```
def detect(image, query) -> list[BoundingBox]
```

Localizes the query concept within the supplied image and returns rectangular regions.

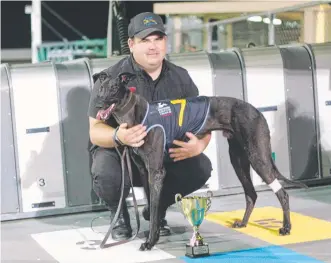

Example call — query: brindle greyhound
[94,72,308,251]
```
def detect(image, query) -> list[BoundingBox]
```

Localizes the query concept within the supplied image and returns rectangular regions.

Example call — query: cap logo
[143,16,157,27]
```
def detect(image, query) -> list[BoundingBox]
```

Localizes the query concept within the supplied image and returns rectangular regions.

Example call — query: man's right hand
[116,123,147,148]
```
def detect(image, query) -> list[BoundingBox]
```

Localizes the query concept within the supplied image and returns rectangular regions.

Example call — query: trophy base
[185,244,209,258]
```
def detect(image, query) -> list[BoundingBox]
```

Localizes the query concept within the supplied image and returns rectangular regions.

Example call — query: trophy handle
[205,191,213,212]
[175,193,182,203]
[175,193,182,208]
[206,190,213,198]
[175,193,186,217]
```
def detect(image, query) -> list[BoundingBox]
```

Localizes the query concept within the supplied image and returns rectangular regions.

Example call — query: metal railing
[37,39,107,62]
[165,1,331,53]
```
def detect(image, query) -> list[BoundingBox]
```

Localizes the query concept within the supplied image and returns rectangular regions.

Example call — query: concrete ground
[1,185,331,263]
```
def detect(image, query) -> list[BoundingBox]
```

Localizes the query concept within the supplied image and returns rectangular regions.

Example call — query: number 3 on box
[170,99,187,127]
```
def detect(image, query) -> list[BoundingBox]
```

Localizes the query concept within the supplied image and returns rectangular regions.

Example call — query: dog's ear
[96,73,113,104]
[98,72,109,84]
[118,72,136,85]
[92,73,100,83]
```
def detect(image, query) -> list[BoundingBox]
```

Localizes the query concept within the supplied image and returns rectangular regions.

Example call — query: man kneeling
[87,11,212,240]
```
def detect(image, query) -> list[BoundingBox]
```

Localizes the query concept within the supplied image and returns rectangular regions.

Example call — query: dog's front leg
[139,129,165,251]
[130,152,151,210]
[139,165,166,251]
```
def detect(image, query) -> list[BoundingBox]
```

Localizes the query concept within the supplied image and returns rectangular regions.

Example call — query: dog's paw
[279,226,291,236]
[232,220,247,228]
[139,241,153,251]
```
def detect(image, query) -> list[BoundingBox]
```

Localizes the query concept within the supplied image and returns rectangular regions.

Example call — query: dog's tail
[272,157,309,189]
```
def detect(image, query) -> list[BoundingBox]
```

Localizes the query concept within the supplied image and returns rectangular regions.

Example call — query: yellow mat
[205,206,331,245]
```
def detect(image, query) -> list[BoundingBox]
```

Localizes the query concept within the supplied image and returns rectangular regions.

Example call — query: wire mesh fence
[165,3,331,54]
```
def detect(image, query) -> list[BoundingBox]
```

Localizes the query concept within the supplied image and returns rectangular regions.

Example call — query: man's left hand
[169,132,211,162]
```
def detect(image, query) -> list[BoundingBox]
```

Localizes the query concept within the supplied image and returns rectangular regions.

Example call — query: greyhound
[94,72,308,251]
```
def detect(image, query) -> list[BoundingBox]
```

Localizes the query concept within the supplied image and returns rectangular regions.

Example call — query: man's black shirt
[88,54,199,152]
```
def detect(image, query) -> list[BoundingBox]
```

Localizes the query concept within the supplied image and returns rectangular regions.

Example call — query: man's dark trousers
[91,147,212,215]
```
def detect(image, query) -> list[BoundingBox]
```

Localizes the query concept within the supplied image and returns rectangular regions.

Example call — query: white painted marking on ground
[31,226,175,263]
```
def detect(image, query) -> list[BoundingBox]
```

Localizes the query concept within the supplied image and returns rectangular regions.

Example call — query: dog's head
[95,72,136,120]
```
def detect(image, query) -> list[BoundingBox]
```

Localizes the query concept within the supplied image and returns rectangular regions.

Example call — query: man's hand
[169,132,211,162]
[116,123,147,147]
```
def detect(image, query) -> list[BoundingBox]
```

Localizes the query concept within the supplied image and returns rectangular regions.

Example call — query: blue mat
[180,245,323,263]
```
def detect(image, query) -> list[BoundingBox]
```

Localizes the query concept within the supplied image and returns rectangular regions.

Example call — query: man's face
[128,34,167,70]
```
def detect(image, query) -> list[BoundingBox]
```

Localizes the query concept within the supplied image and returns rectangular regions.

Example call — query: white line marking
[31,225,175,263]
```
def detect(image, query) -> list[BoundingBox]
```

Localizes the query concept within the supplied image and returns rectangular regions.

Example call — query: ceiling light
[247,16,262,22]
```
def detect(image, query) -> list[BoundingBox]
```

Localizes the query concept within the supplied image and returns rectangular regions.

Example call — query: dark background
[1,1,172,49]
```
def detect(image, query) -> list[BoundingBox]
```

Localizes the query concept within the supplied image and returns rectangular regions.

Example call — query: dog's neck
[112,92,148,127]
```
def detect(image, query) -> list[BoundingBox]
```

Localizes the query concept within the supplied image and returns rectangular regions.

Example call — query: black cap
[128,12,166,39]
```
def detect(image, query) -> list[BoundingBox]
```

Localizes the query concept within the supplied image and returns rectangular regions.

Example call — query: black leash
[99,146,141,249]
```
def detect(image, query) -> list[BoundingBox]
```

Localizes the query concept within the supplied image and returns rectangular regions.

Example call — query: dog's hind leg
[228,138,257,228]
[245,120,291,235]
[250,160,291,235]
[271,168,291,235]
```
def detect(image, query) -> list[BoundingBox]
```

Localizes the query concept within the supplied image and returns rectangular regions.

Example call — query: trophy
[175,191,213,258]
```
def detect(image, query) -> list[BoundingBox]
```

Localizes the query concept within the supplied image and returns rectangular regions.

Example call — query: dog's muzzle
[96,103,116,120]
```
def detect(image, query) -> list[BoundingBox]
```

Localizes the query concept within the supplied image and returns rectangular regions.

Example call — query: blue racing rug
[180,245,323,263]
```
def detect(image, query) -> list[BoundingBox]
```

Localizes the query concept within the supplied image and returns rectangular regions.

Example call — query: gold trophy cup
[175,191,213,258]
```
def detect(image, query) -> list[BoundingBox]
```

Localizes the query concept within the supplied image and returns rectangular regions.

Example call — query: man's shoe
[109,202,132,241]
[159,218,171,236]
[142,205,171,236]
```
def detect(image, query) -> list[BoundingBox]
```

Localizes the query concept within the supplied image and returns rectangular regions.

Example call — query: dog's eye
[99,86,106,97]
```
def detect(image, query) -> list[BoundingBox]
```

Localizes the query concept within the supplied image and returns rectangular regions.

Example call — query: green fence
[37,38,108,62]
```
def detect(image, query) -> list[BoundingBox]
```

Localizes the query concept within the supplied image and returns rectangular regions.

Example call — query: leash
[99,146,141,249]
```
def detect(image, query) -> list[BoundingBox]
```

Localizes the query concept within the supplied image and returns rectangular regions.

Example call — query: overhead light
[263,17,282,25]
[247,16,262,22]
[273,18,282,25]
[24,5,32,14]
